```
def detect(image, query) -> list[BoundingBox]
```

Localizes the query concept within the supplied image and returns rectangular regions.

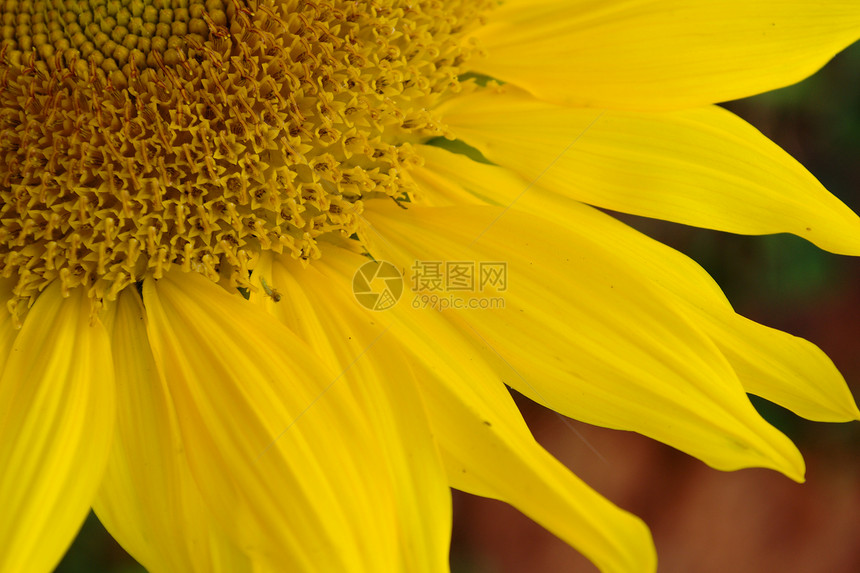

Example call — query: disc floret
[0,0,489,322]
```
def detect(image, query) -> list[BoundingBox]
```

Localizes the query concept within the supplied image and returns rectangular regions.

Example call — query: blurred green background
[56,42,860,573]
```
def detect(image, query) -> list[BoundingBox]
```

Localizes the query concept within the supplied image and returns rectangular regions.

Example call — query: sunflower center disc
[0,0,486,321]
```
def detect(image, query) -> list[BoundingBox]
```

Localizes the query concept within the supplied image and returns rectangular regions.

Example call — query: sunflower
[2,1,859,572]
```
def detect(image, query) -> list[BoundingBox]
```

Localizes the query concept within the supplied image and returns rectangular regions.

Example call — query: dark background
[56,43,860,573]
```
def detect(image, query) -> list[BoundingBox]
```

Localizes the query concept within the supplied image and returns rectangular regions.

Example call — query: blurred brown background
[56,42,860,573]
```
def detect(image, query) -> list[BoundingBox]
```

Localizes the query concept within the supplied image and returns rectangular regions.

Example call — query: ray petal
[93,288,257,573]
[414,145,859,422]
[472,0,860,110]
[363,201,805,480]
[143,271,430,572]
[247,251,452,573]
[438,88,860,255]
[0,283,115,573]
[302,247,656,573]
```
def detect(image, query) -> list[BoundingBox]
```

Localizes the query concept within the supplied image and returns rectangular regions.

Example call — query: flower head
[1,2,859,573]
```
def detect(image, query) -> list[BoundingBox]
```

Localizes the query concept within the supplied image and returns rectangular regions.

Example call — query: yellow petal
[248,251,452,573]
[439,87,860,255]
[410,145,511,208]
[415,145,860,422]
[298,247,655,573]
[363,201,805,480]
[142,270,428,572]
[93,289,256,573]
[0,283,115,573]
[471,0,860,110]
[419,323,654,573]
[691,310,859,423]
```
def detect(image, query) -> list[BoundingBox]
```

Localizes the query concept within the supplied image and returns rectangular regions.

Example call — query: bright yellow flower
[1,1,859,572]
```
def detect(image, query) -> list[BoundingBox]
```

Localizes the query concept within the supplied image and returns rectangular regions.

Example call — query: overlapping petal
[472,0,860,110]
[93,289,257,573]
[400,315,655,573]
[415,145,860,423]
[0,283,114,573]
[438,87,860,255]
[307,247,655,573]
[143,270,440,572]
[363,201,805,479]
[247,251,452,573]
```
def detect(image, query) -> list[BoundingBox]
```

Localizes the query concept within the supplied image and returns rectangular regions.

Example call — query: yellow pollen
[0,0,489,322]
